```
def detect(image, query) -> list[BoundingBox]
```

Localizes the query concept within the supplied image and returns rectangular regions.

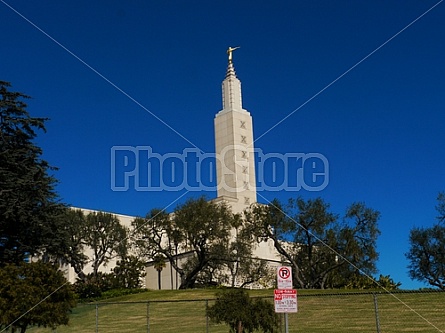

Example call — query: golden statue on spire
[227,46,240,63]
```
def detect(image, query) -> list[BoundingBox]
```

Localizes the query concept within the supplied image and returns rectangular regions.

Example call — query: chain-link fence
[29,290,445,333]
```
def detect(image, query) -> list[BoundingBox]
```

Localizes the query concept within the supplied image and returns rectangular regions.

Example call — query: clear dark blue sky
[2,1,444,289]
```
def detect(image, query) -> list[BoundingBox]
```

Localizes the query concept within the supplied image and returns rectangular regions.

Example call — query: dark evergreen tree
[0,261,76,333]
[0,81,67,265]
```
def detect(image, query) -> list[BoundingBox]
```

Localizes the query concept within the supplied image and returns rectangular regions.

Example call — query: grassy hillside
[26,289,445,333]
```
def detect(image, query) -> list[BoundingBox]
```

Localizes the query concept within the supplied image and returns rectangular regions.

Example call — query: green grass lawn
[26,289,445,333]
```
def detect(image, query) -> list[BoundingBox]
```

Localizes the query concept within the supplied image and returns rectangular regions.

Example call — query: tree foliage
[133,197,263,289]
[342,273,401,290]
[0,81,67,265]
[407,193,445,290]
[245,197,380,289]
[56,209,89,279]
[207,288,279,333]
[225,214,271,288]
[111,255,146,289]
[133,197,234,289]
[60,209,129,281]
[0,262,76,333]
[85,211,128,276]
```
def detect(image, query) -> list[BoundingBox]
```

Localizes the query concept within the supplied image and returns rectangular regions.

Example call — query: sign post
[275,266,297,333]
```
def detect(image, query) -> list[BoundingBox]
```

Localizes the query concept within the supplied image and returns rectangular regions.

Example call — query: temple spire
[225,46,240,78]
[225,62,237,79]
[214,47,257,212]
[222,46,243,111]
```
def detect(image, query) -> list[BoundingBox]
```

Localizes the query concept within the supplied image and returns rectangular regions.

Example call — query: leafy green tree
[226,215,271,288]
[73,271,118,299]
[245,197,380,289]
[375,274,402,290]
[112,255,146,289]
[342,273,401,290]
[0,261,76,333]
[407,226,445,289]
[173,198,235,289]
[133,197,254,289]
[56,209,89,280]
[85,211,128,276]
[60,209,129,281]
[0,81,67,265]
[407,194,445,290]
[328,202,381,288]
[207,288,279,333]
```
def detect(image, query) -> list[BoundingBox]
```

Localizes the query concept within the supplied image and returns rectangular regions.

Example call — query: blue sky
[2,1,445,290]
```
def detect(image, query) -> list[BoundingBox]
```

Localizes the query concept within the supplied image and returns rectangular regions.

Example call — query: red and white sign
[277,266,292,289]
[274,289,298,313]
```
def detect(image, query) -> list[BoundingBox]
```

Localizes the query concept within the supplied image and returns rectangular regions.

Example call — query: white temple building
[145,48,281,289]
[69,49,282,289]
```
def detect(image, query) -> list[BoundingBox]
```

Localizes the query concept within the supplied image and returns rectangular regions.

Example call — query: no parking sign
[277,266,292,289]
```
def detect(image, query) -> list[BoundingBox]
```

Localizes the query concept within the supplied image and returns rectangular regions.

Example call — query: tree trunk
[179,277,196,289]
[157,270,162,290]
[72,264,86,281]
[178,260,207,289]
[237,320,243,333]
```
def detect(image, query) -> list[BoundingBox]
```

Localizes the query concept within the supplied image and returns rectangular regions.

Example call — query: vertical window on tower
[240,121,246,129]
[244,197,250,205]
[242,166,248,174]
[243,181,249,189]
[241,151,247,159]
[241,135,247,144]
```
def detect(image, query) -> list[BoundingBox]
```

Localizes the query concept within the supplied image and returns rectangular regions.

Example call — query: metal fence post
[206,299,209,333]
[147,301,150,333]
[373,293,381,333]
[95,304,99,333]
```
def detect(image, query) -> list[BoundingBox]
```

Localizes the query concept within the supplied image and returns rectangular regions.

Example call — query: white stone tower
[214,47,257,213]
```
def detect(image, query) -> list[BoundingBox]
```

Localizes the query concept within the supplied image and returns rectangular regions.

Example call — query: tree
[406,193,445,290]
[342,273,401,290]
[245,197,380,289]
[173,198,236,288]
[207,288,279,333]
[133,197,251,289]
[153,254,166,290]
[112,255,146,289]
[225,215,271,288]
[0,81,67,265]
[56,209,89,280]
[85,211,128,277]
[60,209,129,281]
[330,202,381,288]
[0,261,76,333]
